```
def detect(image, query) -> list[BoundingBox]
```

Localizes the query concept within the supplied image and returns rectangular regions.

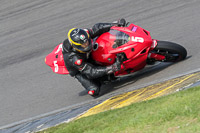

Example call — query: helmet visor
[72,39,92,53]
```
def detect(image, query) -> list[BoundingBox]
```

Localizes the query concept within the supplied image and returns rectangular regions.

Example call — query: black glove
[117,18,126,27]
[112,58,121,72]
[106,56,122,74]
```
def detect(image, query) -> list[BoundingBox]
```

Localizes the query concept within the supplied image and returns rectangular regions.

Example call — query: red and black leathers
[62,22,123,96]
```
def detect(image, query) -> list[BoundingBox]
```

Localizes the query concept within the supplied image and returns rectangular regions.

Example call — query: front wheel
[152,41,187,62]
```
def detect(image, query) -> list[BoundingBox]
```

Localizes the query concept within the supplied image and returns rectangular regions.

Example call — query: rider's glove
[106,57,122,74]
[117,18,126,27]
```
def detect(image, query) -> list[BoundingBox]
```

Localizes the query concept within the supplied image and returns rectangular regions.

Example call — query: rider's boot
[87,86,100,96]
[75,73,101,96]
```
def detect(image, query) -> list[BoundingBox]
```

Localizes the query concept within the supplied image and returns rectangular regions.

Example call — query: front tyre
[153,41,187,62]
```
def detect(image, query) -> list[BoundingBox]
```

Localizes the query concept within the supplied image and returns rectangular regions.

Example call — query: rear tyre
[153,41,187,62]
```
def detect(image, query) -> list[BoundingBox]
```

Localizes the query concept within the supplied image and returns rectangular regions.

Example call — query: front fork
[148,39,165,61]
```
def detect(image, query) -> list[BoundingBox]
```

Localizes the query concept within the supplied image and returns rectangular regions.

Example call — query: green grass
[39,86,200,133]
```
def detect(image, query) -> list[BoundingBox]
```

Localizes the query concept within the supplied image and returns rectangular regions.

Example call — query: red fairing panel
[45,43,69,74]
[91,24,153,76]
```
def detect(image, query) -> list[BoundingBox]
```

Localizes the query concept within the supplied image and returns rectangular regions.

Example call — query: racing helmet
[68,28,92,53]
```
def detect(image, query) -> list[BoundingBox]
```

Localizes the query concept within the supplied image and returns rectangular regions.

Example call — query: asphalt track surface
[1,0,200,127]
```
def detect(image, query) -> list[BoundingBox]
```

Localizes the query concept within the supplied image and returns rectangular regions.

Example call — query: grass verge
[39,86,200,133]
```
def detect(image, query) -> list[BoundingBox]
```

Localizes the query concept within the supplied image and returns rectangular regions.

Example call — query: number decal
[132,36,144,43]
[53,61,58,72]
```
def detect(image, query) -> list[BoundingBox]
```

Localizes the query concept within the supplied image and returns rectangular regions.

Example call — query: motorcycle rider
[62,19,126,96]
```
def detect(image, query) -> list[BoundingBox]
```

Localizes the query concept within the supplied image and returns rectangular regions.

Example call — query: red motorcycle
[45,23,187,79]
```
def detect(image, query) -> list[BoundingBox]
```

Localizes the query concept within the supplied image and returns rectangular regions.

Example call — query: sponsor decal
[131,26,138,32]
[80,34,85,40]
[72,29,80,36]
[75,59,82,66]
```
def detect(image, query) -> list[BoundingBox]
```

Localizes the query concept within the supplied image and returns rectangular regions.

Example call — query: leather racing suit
[62,20,126,96]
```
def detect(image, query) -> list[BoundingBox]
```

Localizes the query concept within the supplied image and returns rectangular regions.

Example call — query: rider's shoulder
[63,38,70,45]
[69,52,83,60]
[63,38,73,52]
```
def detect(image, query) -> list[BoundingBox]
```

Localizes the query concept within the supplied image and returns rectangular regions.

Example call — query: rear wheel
[152,41,187,62]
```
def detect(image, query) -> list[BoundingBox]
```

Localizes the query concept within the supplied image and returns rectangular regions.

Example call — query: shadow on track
[79,56,192,97]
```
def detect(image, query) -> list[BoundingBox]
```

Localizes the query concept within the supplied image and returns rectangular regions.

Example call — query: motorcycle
[45,23,187,80]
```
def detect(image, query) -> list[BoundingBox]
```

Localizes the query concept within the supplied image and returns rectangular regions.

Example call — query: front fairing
[91,24,153,65]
